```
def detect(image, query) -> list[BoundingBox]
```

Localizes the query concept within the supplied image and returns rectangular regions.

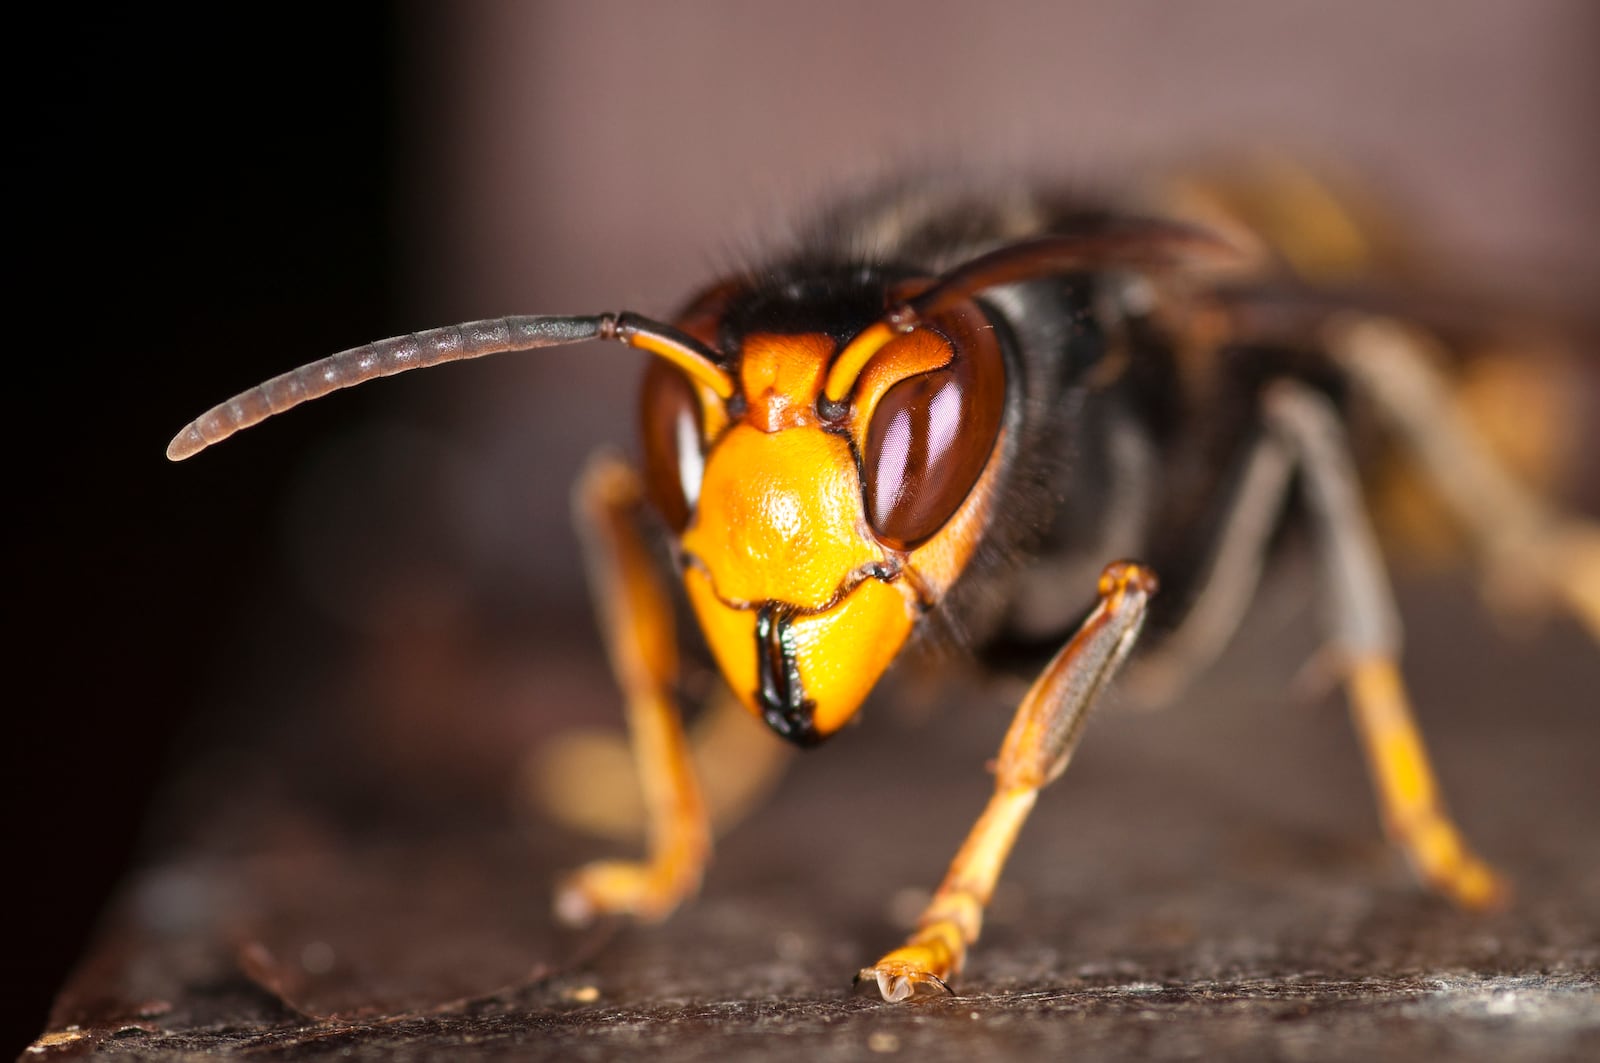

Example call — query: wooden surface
[28,579,1600,1061]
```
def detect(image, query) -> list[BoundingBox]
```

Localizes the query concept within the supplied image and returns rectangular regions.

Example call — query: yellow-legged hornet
[169,163,1599,1001]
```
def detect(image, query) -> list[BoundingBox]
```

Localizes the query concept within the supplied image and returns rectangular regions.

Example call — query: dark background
[9,4,1598,1054]
[9,10,402,1048]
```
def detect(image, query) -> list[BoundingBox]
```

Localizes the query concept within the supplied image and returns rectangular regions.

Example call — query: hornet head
[638,268,1009,745]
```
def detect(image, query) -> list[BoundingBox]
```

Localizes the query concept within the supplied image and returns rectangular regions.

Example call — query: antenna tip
[167,425,205,462]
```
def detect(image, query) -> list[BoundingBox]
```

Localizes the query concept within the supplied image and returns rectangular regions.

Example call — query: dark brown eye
[862,304,1004,549]
[639,359,704,531]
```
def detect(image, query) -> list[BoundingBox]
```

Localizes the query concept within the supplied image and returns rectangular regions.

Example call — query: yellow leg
[530,685,793,844]
[1264,382,1511,911]
[1545,525,1600,643]
[1346,657,1509,910]
[553,455,710,926]
[860,562,1157,1002]
[1330,316,1600,642]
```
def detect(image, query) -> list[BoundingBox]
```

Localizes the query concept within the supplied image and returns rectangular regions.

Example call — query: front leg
[860,562,1158,1002]
[553,454,711,926]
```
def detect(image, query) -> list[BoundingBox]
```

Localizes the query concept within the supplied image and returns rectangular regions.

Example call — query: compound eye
[862,310,1004,550]
[639,359,704,531]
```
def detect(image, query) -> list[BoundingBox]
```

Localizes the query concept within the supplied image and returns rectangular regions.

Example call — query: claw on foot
[554,859,689,927]
[1401,817,1513,913]
[1436,855,1513,913]
[857,936,959,1003]
[856,960,954,1003]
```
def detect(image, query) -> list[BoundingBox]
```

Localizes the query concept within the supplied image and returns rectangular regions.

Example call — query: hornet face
[639,272,1009,745]
[166,220,1212,748]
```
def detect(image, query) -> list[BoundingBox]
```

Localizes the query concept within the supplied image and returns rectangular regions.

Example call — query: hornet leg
[530,684,792,844]
[1263,381,1509,910]
[1128,429,1297,706]
[553,454,712,925]
[860,562,1157,1002]
[1329,316,1600,642]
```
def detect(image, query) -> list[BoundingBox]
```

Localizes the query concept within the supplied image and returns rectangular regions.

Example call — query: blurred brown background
[406,1,1600,611]
[10,1,1598,1053]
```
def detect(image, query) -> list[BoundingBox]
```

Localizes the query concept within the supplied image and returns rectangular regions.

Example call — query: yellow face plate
[670,328,1002,741]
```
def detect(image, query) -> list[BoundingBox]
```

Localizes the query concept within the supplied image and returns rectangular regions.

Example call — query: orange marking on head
[681,423,879,609]
[683,567,759,705]
[786,578,916,734]
[847,327,955,443]
[824,321,898,405]
[674,321,1008,740]
[739,333,833,432]
[628,330,736,399]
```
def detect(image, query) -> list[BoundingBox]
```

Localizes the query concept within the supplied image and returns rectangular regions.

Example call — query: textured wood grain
[29,581,1600,1060]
